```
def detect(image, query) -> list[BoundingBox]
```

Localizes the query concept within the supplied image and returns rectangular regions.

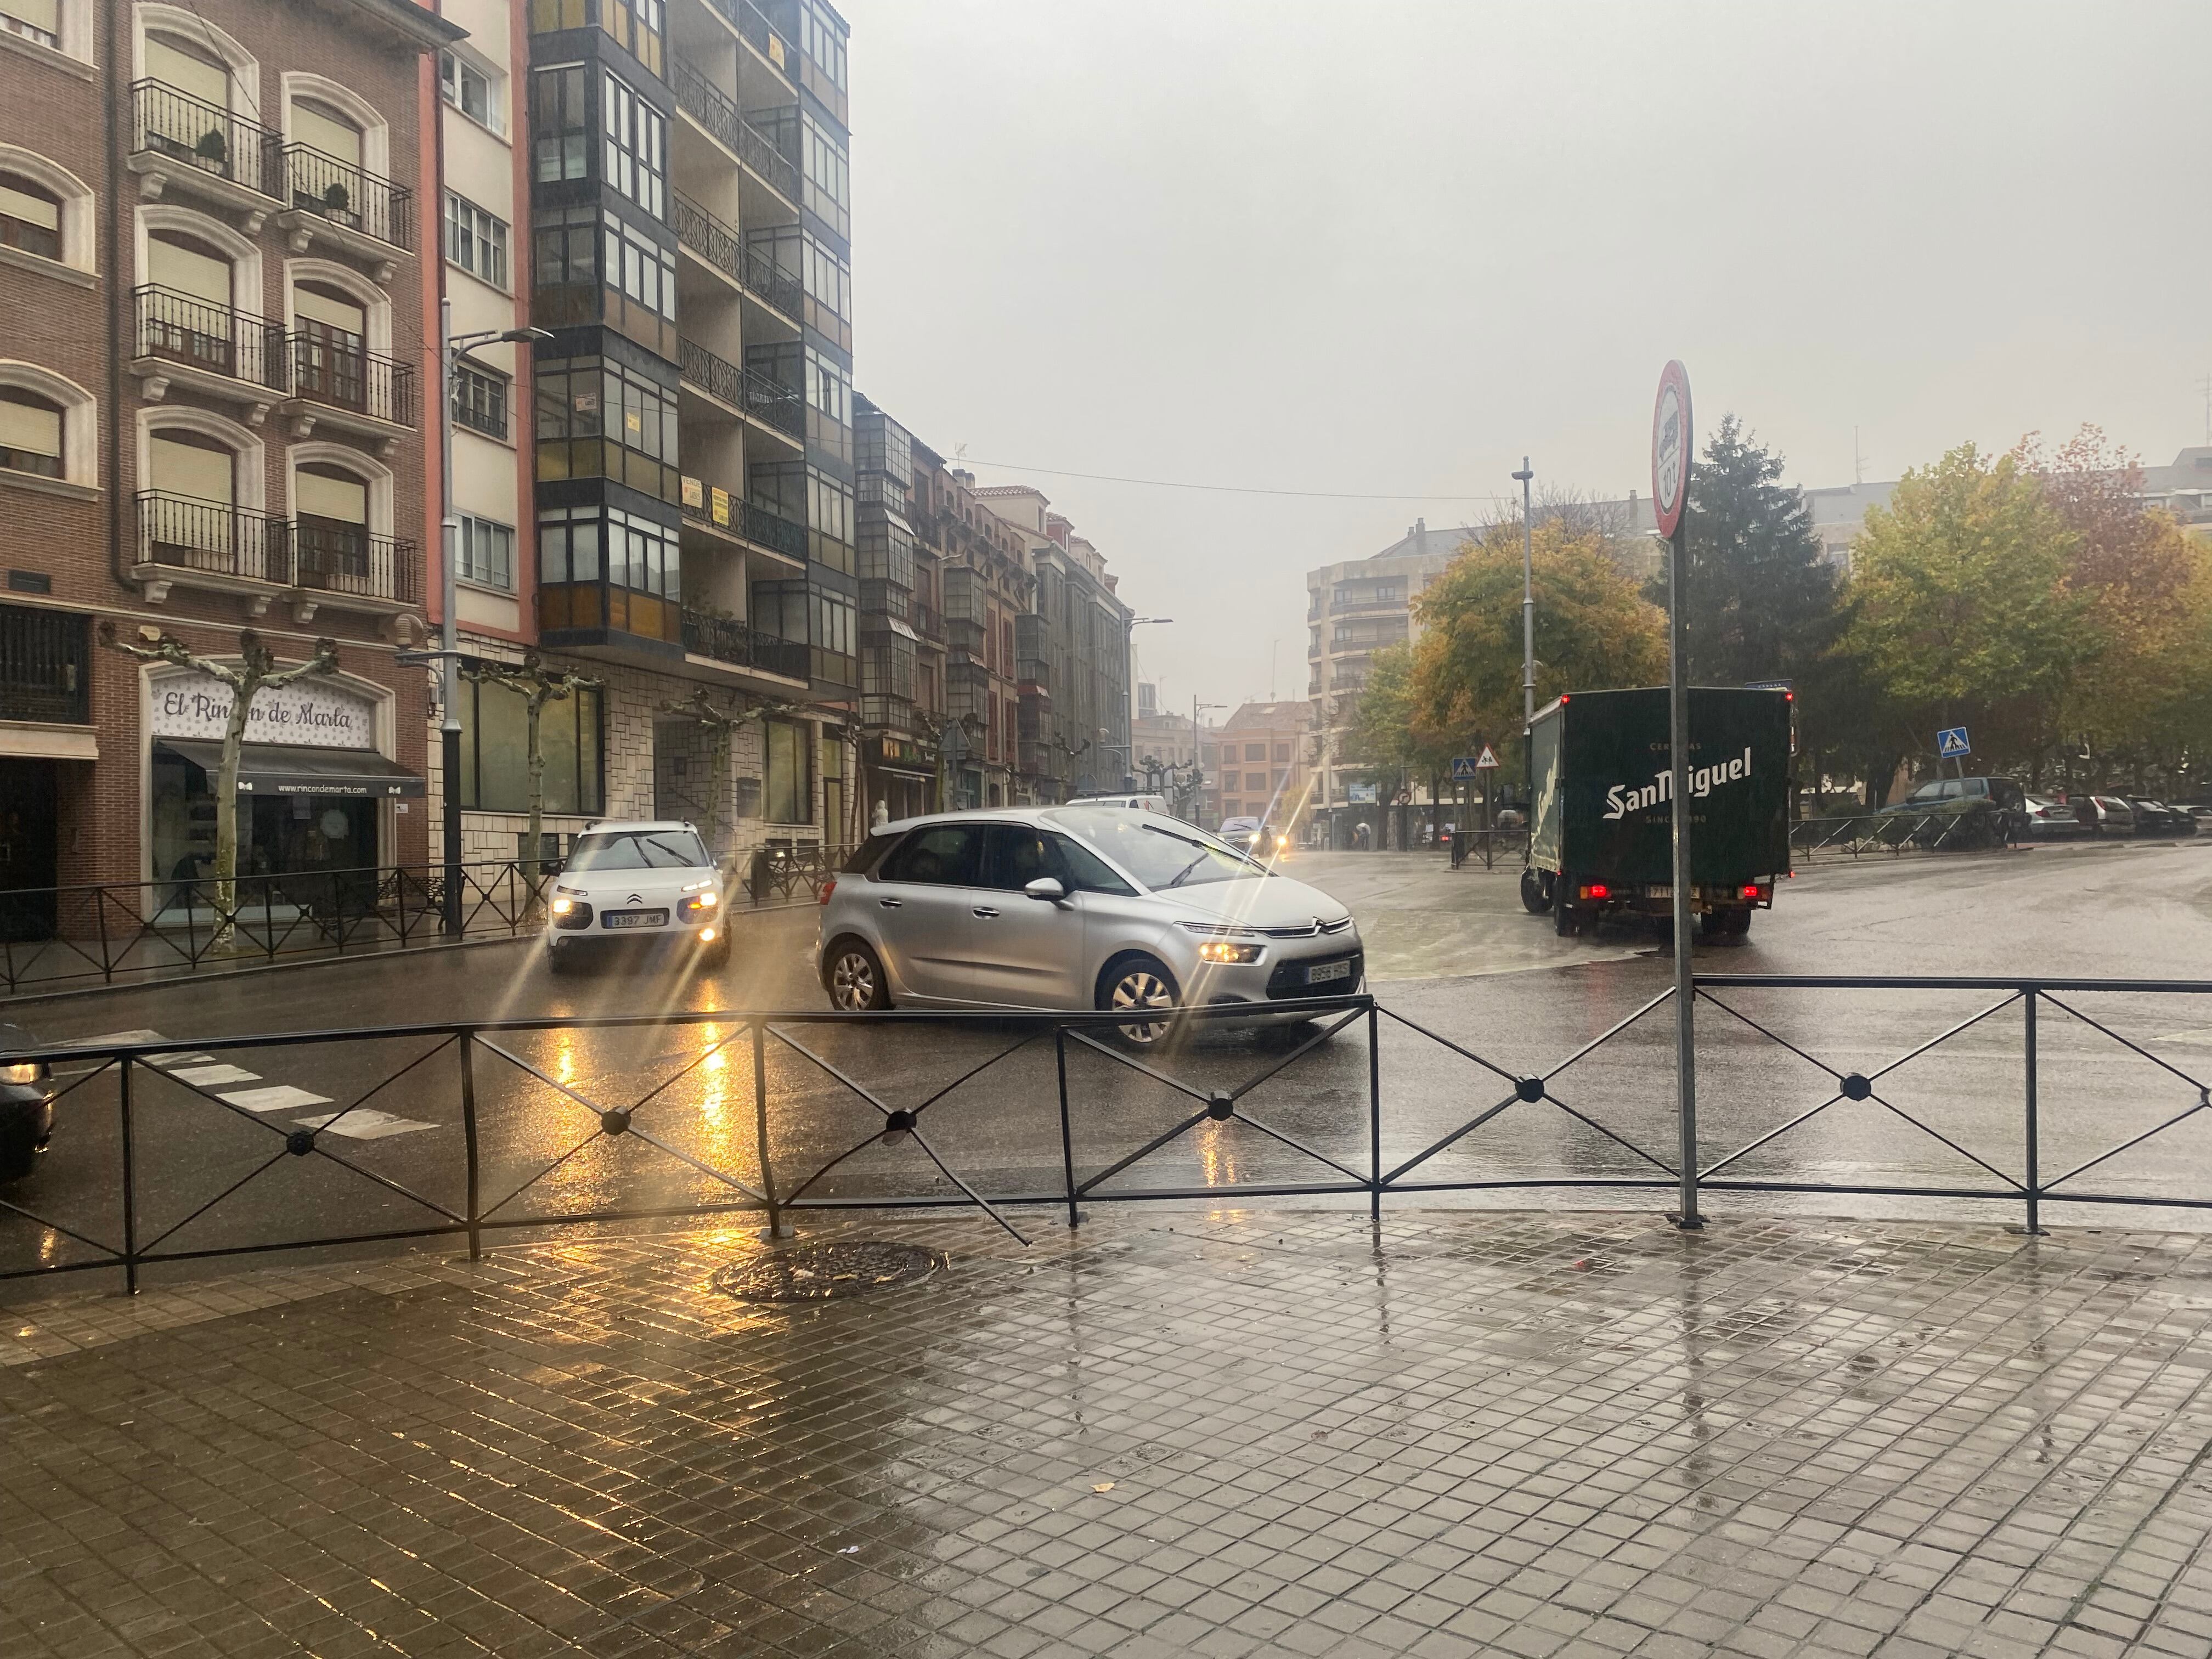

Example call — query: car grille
[1265,950,1364,1000]
[1255,917,1356,939]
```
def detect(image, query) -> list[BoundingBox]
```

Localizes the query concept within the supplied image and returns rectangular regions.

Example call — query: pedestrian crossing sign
[1451,748,1500,780]
[1938,726,1971,758]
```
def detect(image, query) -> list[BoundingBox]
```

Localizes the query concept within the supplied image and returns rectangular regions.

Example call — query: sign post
[1653,359,1701,1231]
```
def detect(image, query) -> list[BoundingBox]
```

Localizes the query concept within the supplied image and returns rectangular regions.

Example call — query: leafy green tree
[1409,519,1668,782]
[1841,443,2093,773]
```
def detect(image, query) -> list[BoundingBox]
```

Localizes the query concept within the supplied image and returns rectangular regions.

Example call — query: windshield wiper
[1164,851,1210,889]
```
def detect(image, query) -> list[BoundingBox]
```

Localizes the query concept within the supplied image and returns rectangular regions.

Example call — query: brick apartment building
[1200,699,1315,839]
[0,0,459,921]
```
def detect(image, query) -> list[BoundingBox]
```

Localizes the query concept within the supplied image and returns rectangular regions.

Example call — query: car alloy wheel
[1108,965,1176,1045]
[829,949,880,1011]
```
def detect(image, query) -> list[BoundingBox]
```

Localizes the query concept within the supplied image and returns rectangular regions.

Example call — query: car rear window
[842,831,901,875]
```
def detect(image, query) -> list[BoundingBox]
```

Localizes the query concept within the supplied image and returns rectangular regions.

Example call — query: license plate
[602,909,668,929]
[1306,959,1352,984]
[1648,885,1672,899]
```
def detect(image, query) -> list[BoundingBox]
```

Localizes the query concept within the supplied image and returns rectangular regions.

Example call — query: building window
[459,668,603,815]
[800,112,848,239]
[444,191,509,290]
[456,515,514,589]
[797,1,846,91]
[144,30,230,109]
[601,70,664,219]
[763,717,810,824]
[1273,743,1291,762]
[529,0,662,78]
[440,50,502,134]
[802,233,849,346]
[0,386,62,478]
[1220,771,1238,792]
[529,64,588,182]
[534,355,679,503]
[604,210,675,323]
[0,172,60,261]
[1224,800,1242,817]
[750,460,852,574]
[1245,743,1265,762]
[451,359,509,439]
[1,0,60,49]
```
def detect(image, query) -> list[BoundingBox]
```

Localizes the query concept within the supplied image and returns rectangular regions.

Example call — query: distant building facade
[1200,699,1314,837]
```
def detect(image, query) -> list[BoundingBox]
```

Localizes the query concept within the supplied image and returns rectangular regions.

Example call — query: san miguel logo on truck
[1602,747,1756,820]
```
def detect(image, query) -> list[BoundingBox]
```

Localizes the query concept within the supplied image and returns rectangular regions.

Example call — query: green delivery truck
[1520,686,1793,939]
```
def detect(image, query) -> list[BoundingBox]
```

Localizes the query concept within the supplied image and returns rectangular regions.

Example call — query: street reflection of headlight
[701,927,718,943]
[1198,941,1264,963]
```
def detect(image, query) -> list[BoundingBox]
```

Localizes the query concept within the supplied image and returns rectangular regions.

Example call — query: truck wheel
[1520,868,1552,915]
[1553,880,1579,937]
[1699,909,1731,941]
[1729,906,1753,938]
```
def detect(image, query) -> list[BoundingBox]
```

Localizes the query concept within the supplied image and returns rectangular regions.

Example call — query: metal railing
[130,80,281,198]
[746,842,853,903]
[680,608,810,680]
[1790,810,2013,858]
[278,142,415,252]
[670,191,804,317]
[133,492,284,584]
[0,604,89,725]
[291,518,420,605]
[677,337,805,439]
[9,974,2212,1293]
[286,333,417,427]
[133,286,286,392]
[669,63,800,202]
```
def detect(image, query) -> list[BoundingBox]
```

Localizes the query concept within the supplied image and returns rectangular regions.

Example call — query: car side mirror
[1024,876,1068,904]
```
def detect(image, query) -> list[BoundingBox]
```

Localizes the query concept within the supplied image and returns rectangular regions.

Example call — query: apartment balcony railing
[677,337,804,440]
[134,286,286,393]
[130,81,281,200]
[278,142,415,252]
[133,494,417,603]
[134,492,285,584]
[670,191,803,318]
[679,477,809,561]
[669,63,799,202]
[291,517,420,605]
[287,333,417,427]
[680,608,810,681]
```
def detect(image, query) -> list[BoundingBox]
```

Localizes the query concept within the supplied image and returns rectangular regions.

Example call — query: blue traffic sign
[1938,726,1971,758]
[1452,757,1480,780]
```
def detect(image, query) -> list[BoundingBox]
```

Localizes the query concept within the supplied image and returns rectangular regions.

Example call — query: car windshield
[1043,809,1263,889]
[566,829,710,872]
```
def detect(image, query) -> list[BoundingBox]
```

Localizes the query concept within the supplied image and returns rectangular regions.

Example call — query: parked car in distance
[816,807,1362,1043]
[2073,795,2136,836]
[2125,798,2198,837]
[543,821,730,973]
[0,1023,56,1181]
[2021,795,2080,838]
[1875,775,2028,846]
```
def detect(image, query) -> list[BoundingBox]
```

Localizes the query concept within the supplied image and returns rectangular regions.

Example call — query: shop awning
[157,740,426,798]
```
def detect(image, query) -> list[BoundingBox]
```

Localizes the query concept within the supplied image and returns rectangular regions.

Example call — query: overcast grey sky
[840,1,2212,718]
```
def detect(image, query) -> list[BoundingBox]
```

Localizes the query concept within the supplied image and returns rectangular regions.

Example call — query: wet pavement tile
[5,1212,2212,1656]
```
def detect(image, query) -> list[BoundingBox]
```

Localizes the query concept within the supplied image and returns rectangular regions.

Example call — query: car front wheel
[824,939,890,1011]
[1101,956,1180,1047]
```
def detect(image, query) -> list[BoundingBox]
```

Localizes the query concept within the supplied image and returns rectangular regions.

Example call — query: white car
[816,806,1363,1042]
[544,820,729,973]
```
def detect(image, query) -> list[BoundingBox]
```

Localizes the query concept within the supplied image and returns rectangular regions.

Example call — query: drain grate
[713,1240,943,1303]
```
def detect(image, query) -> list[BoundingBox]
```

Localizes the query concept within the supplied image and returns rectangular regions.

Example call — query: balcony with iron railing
[132,286,286,403]
[669,62,799,204]
[286,332,416,431]
[128,81,281,209]
[679,476,810,563]
[680,608,810,681]
[678,337,804,442]
[133,493,419,608]
[276,142,416,258]
[698,0,797,80]
[671,191,803,320]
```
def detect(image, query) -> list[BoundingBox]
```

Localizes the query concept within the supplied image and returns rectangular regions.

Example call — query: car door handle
[878,898,902,909]
[972,906,1000,918]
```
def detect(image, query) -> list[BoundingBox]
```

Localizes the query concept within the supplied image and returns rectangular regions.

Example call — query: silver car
[816,806,1363,1041]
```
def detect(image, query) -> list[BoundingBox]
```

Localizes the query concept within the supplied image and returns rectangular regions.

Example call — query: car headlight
[0,1062,40,1085]
[1197,941,1264,963]
[551,898,576,915]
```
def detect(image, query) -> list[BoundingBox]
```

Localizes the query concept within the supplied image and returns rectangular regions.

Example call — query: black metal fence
[0,851,828,996]
[5,974,2209,1293]
[279,142,415,251]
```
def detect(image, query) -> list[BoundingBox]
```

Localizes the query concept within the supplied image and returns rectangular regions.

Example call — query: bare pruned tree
[465,653,602,887]
[657,686,808,874]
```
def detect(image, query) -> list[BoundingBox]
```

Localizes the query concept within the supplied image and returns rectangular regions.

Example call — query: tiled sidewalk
[5,1212,2212,1658]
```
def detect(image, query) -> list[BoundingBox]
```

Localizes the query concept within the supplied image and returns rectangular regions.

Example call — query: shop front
[146,668,422,899]
[864,732,935,823]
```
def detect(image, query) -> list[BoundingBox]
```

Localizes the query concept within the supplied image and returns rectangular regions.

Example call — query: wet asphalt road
[8,836,2212,1289]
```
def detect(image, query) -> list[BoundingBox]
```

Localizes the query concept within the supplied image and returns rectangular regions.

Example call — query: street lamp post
[427,303,553,935]
[1513,458,1535,726]
[1119,617,1171,795]
[1192,697,1224,825]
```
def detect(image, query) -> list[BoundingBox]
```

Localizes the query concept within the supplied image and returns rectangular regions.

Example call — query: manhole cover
[712,1240,943,1302]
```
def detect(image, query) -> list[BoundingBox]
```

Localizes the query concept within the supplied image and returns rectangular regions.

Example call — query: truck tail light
[1580,883,1610,900]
